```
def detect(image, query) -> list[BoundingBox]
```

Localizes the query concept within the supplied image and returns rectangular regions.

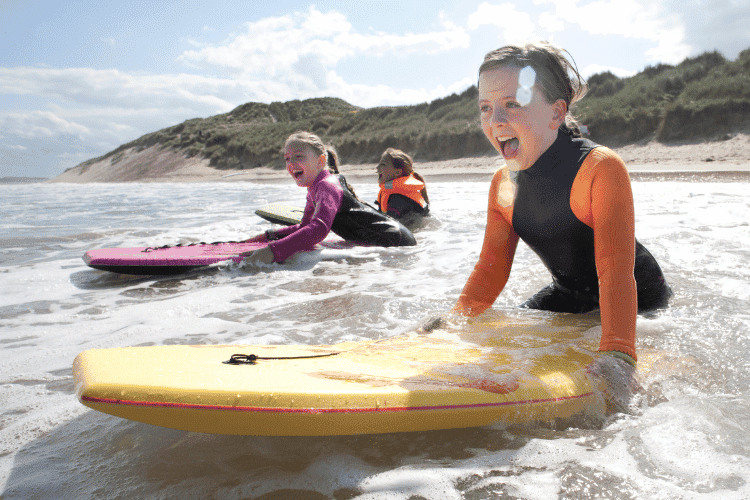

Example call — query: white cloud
[301,6,351,37]
[542,0,691,64]
[466,2,502,30]
[467,2,537,43]
[662,0,750,61]
[0,67,236,113]
[0,67,248,158]
[537,11,564,32]
[325,73,476,108]
[100,37,116,46]
[466,0,697,65]
[3,144,27,150]
[0,110,90,140]
[176,5,470,94]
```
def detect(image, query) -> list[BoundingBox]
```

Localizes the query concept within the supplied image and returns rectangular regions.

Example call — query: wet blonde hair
[380,148,429,205]
[479,42,588,137]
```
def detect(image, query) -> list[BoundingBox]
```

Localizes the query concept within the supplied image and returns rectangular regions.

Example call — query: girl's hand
[416,316,447,334]
[241,247,275,264]
[586,352,641,415]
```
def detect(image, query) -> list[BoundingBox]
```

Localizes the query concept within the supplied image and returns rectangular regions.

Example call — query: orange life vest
[377,174,427,213]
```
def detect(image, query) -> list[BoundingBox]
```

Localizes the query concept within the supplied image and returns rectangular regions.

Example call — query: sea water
[1,175,749,499]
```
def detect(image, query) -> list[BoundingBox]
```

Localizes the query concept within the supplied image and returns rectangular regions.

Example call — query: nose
[491,106,507,125]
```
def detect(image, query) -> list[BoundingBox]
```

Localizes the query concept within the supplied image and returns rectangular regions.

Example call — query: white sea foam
[1,178,749,499]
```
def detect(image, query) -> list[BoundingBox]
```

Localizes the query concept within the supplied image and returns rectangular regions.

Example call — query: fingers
[416,316,447,334]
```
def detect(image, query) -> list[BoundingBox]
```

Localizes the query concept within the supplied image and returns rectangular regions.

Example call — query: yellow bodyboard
[74,313,611,435]
[255,204,304,226]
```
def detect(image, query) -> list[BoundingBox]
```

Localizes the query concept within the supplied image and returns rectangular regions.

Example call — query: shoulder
[573,146,633,217]
[318,172,344,192]
[579,146,630,187]
[586,145,625,165]
[401,174,425,188]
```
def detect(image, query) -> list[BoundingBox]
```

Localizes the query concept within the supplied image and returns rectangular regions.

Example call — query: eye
[506,101,521,109]
[479,104,491,113]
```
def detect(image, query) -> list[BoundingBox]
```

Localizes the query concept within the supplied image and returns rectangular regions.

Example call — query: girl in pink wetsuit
[242,131,415,265]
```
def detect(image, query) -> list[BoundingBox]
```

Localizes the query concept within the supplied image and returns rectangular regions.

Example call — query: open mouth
[291,168,305,180]
[499,137,520,159]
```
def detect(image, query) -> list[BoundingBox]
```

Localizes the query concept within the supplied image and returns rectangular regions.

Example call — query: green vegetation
[576,48,750,145]
[85,47,750,171]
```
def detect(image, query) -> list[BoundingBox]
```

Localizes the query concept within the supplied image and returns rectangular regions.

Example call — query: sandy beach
[50,132,750,184]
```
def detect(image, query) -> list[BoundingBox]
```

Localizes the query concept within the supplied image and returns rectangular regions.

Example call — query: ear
[317,153,327,170]
[550,99,567,130]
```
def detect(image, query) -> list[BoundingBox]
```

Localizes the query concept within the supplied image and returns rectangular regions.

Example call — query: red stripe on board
[81,392,594,414]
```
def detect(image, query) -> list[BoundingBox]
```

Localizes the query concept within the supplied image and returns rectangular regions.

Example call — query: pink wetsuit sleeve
[268,176,343,262]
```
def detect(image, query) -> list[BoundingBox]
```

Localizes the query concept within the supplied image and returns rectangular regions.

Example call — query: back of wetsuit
[513,133,669,311]
[331,175,417,247]
[383,194,430,218]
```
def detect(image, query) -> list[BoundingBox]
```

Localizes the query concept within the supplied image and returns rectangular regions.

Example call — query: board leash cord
[142,240,245,253]
[223,353,341,365]
[223,317,447,365]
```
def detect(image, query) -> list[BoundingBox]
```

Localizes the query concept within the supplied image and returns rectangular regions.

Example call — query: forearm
[597,259,638,359]
[453,215,518,316]
[268,217,332,262]
[453,259,509,316]
[268,182,342,262]
[454,170,518,316]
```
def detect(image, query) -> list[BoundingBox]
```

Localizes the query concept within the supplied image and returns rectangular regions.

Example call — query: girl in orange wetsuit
[376,148,430,220]
[452,43,671,366]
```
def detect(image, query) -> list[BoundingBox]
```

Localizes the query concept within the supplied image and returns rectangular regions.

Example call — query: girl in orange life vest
[451,42,671,367]
[376,148,430,220]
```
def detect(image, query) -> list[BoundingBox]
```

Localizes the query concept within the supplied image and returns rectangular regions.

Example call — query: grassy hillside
[77,47,750,171]
[577,48,750,145]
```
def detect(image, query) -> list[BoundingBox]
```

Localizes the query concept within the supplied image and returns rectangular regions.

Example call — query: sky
[1,0,749,179]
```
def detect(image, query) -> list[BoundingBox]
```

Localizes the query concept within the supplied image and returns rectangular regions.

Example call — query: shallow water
[1,176,749,499]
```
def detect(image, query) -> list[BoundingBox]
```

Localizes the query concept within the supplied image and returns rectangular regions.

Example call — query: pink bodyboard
[83,240,361,275]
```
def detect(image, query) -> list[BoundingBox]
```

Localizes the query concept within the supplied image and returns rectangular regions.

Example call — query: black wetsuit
[513,133,671,313]
[331,175,417,247]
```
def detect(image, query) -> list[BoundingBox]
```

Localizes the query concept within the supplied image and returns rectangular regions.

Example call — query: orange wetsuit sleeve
[571,147,638,359]
[453,169,520,316]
